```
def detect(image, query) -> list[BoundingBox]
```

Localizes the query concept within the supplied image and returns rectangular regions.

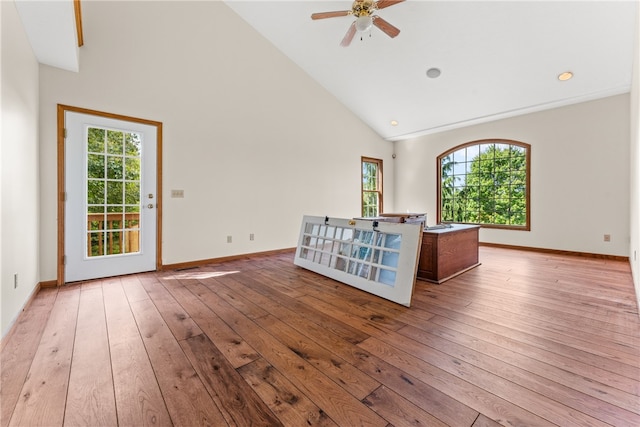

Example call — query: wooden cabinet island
[417,224,481,283]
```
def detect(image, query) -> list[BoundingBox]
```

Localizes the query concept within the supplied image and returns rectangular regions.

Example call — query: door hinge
[63,255,67,265]
[64,128,67,139]
[62,192,67,202]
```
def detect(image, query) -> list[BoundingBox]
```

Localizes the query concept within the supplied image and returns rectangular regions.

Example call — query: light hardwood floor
[2,246,639,426]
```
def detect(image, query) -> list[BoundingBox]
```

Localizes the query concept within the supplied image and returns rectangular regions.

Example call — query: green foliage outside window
[362,192,379,217]
[87,127,142,256]
[87,128,141,207]
[439,141,530,229]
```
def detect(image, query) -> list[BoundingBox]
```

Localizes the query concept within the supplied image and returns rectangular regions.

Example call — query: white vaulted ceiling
[225,1,637,140]
[15,1,637,141]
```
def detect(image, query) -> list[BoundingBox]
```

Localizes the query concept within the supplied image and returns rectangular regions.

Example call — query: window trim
[361,156,383,217]
[436,139,531,231]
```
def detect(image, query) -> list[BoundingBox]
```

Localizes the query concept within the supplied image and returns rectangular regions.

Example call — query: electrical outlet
[604,234,611,242]
[14,273,18,289]
[250,233,254,241]
[227,235,232,243]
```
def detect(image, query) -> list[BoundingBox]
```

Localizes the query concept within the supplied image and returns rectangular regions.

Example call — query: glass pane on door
[86,127,141,257]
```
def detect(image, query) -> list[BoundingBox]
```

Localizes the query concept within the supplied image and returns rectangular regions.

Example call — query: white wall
[1,0,41,336]
[394,94,630,257]
[38,1,393,280]
[630,5,640,309]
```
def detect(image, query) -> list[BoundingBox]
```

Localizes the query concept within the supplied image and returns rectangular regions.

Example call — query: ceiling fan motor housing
[352,0,376,17]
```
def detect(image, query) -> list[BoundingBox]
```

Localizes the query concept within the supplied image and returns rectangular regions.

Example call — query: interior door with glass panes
[294,215,422,306]
[64,111,157,282]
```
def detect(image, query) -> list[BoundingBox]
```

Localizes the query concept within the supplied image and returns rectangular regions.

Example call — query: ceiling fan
[311,0,405,47]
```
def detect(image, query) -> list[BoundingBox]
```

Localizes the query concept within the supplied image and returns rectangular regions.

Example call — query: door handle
[147,204,154,209]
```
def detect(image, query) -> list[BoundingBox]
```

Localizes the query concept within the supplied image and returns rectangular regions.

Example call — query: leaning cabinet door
[294,215,422,306]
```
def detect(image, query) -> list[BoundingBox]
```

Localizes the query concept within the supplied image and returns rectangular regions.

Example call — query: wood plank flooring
[2,246,639,426]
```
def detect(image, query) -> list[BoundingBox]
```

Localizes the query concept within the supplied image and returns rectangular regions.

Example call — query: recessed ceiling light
[558,71,573,81]
[426,68,441,78]
[390,120,399,126]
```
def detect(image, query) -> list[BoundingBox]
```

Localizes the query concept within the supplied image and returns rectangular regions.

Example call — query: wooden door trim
[56,104,163,286]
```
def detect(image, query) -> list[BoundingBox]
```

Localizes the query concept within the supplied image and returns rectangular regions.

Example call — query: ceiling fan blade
[311,10,351,20]
[375,0,405,10]
[373,16,400,38]
[340,22,357,47]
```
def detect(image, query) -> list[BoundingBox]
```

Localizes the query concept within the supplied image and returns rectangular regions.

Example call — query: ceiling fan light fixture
[355,15,373,32]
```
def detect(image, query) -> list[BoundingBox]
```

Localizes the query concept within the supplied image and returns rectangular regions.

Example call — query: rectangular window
[361,157,383,217]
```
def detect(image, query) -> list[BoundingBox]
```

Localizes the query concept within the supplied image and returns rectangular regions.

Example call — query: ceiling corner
[15,0,80,72]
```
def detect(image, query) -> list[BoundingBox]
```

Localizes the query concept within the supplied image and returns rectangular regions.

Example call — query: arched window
[437,139,530,230]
